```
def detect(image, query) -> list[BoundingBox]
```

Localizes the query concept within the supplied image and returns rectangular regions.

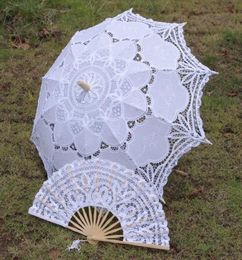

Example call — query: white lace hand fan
[29,159,170,250]
[31,9,217,198]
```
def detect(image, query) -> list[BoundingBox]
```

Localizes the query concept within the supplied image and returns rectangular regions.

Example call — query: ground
[0,0,241,259]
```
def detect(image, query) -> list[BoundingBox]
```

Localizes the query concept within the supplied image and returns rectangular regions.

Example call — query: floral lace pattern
[31,10,216,198]
[29,159,170,247]
[45,43,152,155]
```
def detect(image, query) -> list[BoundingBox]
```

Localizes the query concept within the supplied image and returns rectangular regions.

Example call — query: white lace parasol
[28,159,170,250]
[31,9,217,198]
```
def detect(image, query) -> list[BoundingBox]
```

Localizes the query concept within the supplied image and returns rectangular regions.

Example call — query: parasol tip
[202,138,213,145]
[77,80,91,92]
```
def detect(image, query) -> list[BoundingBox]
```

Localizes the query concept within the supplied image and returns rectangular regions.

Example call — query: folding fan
[29,159,170,250]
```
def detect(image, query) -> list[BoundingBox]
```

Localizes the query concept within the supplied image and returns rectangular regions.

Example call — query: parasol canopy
[31,9,216,198]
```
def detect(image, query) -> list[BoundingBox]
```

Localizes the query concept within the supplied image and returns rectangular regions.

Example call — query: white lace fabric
[29,159,170,248]
[31,9,216,198]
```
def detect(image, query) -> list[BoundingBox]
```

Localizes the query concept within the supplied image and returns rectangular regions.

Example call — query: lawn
[0,0,241,259]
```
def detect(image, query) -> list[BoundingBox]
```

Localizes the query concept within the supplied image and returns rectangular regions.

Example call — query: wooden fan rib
[77,210,89,227]
[91,237,170,251]
[69,220,86,235]
[98,210,110,228]
[103,234,124,239]
[67,225,86,235]
[88,206,93,226]
[102,219,121,233]
[104,226,123,236]
[96,207,104,226]
[100,213,115,230]
[93,206,97,226]
[73,213,86,229]
[81,207,91,227]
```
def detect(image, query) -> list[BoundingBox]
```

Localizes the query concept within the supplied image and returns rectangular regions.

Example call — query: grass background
[0,0,241,259]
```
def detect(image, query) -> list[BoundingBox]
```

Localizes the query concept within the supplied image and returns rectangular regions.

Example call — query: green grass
[0,0,242,259]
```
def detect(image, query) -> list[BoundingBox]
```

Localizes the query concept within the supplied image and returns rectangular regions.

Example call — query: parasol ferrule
[77,80,91,92]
